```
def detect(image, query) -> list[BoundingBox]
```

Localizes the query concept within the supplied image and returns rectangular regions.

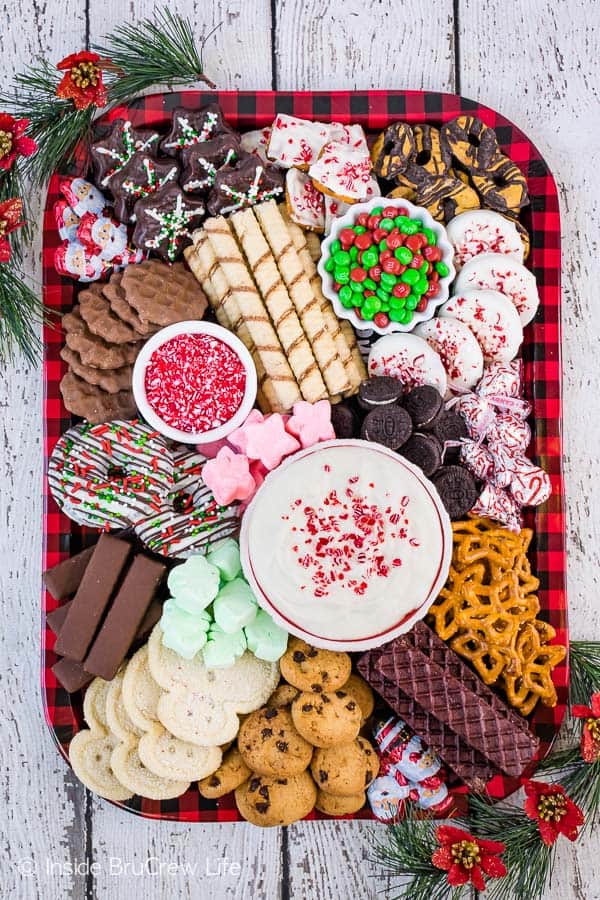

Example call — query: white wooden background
[1,2,599,898]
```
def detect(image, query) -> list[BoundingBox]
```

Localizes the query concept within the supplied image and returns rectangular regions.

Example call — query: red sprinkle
[144,333,246,434]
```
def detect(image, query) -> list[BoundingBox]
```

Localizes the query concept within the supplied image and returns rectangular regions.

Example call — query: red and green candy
[324,205,449,328]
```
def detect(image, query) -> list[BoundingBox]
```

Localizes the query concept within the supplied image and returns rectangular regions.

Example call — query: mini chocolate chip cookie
[267,684,301,709]
[237,706,313,777]
[291,690,362,748]
[310,737,379,796]
[198,747,251,799]
[279,637,351,693]
[235,770,317,827]
[341,674,375,724]
[315,789,366,816]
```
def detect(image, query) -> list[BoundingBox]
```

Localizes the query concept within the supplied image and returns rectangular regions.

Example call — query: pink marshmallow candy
[242,413,300,470]
[286,399,335,449]
[202,447,256,506]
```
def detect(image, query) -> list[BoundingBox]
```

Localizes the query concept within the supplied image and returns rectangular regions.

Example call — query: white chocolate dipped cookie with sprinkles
[134,445,239,557]
[414,317,484,393]
[47,419,174,529]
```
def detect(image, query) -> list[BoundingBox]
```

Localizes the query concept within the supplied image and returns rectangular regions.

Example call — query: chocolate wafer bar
[371,622,539,779]
[358,646,497,790]
[52,658,93,694]
[43,546,95,600]
[54,534,132,662]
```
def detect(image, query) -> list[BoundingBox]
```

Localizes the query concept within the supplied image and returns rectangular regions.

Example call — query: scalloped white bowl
[317,196,456,336]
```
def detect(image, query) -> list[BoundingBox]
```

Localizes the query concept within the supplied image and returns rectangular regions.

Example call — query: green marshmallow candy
[206,537,242,582]
[167,555,220,614]
[160,599,210,660]
[203,624,247,669]
[244,610,289,663]
[213,578,258,634]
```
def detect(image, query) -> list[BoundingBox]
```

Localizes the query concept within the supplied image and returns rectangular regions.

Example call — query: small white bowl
[132,320,257,445]
[318,196,456,336]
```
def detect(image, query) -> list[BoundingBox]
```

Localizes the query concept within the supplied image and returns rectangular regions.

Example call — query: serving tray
[42,90,567,822]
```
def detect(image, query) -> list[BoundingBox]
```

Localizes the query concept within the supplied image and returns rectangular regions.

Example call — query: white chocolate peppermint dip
[240,440,452,650]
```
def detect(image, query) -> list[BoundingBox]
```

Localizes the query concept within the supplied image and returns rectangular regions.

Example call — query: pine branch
[467,795,552,900]
[569,641,600,706]
[94,11,219,105]
[0,265,45,364]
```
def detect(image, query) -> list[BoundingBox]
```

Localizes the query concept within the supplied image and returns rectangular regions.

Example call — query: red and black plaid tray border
[42,90,567,823]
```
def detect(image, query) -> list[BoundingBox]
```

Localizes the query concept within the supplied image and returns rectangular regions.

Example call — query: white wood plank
[274,0,455,91]
[88,0,274,91]
[455,3,600,898]
[0,3,92,898]
[275,4,455,897]
[85,4,283,899]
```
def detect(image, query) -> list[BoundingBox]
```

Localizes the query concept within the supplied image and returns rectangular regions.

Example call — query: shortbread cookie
[110,739,190,800]
[78,283,144,344]
[106,671,143,741]
[138,723,222,781]
[310,737,379,796]
[157,684,240,747]
[253,201,350,395]
[122,646,161,732]
[60,371,137,424]
[337,674,374,724]
[198,746,252,798]
[291,690,361,748]
[83,677,112,733]
[316,789,366,816]
[237,707,313,777]
[230,207,327,403]
[279,638,351,693]
[203,216,301,412]
[60,346,133,395]
[69,730,133,802]
[235,771,317,826]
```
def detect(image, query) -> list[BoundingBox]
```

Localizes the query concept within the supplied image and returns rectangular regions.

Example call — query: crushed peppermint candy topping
[282,469,416,598]
[144,333,246,434]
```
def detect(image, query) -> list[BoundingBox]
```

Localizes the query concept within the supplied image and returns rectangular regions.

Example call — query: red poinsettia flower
[432,824,507,892]
[523,780,584,846]
[0,114,37,171]
[0,198,25,263]
[56,51,108,110]
[572,692,600,762]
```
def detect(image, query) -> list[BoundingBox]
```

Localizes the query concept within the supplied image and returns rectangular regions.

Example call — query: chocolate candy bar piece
[54,534,132,662]
[47,602,72,636]
[358,646,496,790]
[373,622,539,778]
[43,546,95,600]
[52,657,93,694]
[84,555,166,680]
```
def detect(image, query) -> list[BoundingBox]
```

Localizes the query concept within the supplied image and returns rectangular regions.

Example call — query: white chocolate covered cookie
[453,252,539,325]
[439,289,523,362]
[446,209,524,270]
[414,317,484,393]
[368,333,448,395]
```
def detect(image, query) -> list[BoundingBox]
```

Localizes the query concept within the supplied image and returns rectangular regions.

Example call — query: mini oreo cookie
[330,401,360,439]
[403,385,443,429]
[432,409,469,445]
[431,465,479,519]
[358,376,404,411]
[399,433,442,477]
[361,405,412,450]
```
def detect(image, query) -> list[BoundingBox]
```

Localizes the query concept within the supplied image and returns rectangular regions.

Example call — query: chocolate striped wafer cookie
[184,232,271,413]
[202,218,301,413]
[230,208,327,404]
[279,205,365,394]
[254,201,350,396]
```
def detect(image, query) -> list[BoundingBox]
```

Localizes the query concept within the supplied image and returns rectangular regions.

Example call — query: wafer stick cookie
[184,234,271,413]
[203,217,301,413]
[305,230,321,264]
[231,208,327,404]
[254,201,350,396]
[279,205,364,393]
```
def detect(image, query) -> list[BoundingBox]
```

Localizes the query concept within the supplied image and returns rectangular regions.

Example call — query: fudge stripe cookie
[184,233,271,413]
[230,208,328,403]
[279,205,365,393]
[203,216,301,412]
[253,201,351,396]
